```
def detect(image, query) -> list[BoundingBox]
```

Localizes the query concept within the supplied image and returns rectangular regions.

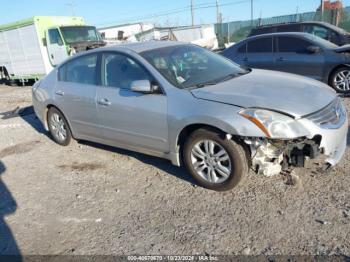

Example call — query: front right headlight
[239,108,309,139]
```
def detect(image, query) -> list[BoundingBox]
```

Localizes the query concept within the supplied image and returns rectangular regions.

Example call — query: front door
[46,28,68,66]
[54,53,100,138]
[275,36,325,81]
[96,52,169,152]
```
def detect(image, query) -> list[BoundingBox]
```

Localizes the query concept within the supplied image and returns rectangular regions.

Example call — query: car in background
[32,41,348,191]
[221,32,350,94]
[248,21,350,46]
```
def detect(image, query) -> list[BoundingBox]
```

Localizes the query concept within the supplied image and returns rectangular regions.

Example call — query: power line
[96,0,252,26]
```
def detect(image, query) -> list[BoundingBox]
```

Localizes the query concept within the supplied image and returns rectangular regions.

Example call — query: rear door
[55,53,100,138]
[244,36,275,70]
[46,28,68,66]
[275,36,325,80]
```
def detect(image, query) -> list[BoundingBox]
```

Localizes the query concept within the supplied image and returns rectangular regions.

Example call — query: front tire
[47,107,72,146]
[183,128,249,191]
[330,67,350,94]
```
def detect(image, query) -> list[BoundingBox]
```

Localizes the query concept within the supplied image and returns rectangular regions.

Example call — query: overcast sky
[1,0,349,27]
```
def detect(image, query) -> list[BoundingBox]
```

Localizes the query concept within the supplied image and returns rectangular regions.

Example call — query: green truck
[0,16,105,85]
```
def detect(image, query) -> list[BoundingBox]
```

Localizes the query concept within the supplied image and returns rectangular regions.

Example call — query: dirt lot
[0,84,350,256]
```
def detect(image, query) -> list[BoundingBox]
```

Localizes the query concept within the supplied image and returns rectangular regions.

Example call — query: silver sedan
[32,41,348,191]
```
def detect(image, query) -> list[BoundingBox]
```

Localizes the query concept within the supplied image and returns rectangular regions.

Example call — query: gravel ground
[0,84,349,256]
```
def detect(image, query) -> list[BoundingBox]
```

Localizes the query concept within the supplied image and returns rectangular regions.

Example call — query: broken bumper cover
[298,104,348,166]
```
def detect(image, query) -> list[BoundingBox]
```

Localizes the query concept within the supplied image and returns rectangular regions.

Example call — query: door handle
[277,57,285,62]
[51,54,54,59]
[98,98,111,106]
[55,90,64,96]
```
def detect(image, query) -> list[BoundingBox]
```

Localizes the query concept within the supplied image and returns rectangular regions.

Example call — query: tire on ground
[329,66,350,94]
[47,107,72,146]
[183,128,249,191]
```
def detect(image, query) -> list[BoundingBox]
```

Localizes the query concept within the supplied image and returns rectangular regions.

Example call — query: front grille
[306,97,346,129]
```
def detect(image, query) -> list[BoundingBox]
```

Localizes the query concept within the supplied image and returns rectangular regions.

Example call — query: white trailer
[0,16,105,85]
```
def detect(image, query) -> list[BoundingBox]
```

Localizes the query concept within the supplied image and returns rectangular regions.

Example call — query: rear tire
[183,128,249,191]
[329,67,350,94]
[47,107,72,146]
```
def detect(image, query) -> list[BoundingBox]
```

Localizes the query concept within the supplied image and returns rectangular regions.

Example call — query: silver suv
[32,41,348,191]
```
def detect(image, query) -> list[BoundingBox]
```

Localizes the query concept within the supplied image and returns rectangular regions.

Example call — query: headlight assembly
[239,108,308,139]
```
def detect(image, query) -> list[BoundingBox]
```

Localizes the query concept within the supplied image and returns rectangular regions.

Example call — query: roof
[0,16,84,32]
[0,17,34,31]
[254,21,339,29]
[98,40,187,53]
[246,32,312,39]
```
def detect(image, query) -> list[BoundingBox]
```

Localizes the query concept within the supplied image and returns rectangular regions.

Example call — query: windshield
[60,26,101,44]
[305,34,339,48]
[324,23,348,35]
[141,45,248,89]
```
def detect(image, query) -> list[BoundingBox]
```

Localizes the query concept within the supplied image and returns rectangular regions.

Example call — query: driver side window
[48,28,63,46]
[101,53,152,90]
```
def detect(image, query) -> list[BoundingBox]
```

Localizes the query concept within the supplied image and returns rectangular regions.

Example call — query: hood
[191,69,336,118]
[334,44,350,53]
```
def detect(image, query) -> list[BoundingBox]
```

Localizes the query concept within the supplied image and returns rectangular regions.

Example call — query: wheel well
[177,124,226,149]
[328,65,349,85]
[45,105,71,132]
[177,124,251,166]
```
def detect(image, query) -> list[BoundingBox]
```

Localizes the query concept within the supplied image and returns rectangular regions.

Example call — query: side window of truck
[48,29,63,46]
[58,54,98,85]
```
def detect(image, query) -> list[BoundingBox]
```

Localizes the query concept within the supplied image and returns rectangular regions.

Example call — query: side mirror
[131,80,153,93]
[307,45,321,54]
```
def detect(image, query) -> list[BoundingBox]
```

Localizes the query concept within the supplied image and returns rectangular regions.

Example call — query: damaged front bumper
[244,98,349,177]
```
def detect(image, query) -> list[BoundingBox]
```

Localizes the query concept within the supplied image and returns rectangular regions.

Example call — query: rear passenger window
[247,37,273,53]
[278,37,311,53]
[59,54,98,85]
[238,44,246,53]
[277,25,300,32]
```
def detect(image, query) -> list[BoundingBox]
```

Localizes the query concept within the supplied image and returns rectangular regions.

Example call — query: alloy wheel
[333,69,350,91]
[49,113,67,142]
[190,139,232,184]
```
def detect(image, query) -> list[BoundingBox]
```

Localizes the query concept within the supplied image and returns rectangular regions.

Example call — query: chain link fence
[215,6,350,46]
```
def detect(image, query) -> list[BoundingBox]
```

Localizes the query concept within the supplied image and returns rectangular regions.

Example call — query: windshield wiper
[188,73,241,89]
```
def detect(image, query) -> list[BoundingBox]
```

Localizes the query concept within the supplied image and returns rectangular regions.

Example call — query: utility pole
[251,0,254,26]
[320,0,324,20]
[67,0,76,16]
[216,0,222,24]
[191,0,194,26]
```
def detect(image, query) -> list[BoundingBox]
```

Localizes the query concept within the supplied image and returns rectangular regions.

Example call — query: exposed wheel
[183,128,249,191]
[330,67,350,93]
[47,107,72,146]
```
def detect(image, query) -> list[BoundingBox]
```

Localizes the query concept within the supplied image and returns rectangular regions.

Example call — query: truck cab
[46,25,105,66]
